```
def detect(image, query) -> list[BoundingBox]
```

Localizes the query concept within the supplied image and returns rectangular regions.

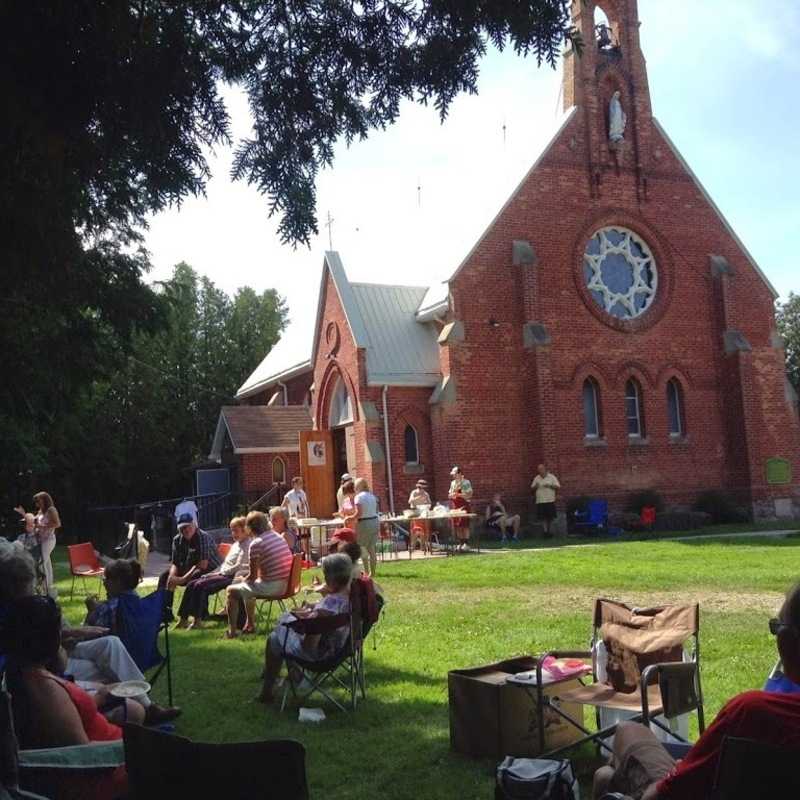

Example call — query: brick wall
[246,372,312,407]
[239,452,300,493]
[431,0,800,518]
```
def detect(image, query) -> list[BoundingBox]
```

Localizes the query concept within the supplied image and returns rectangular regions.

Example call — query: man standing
[531,464,560,538]
[225,510,292,638]
[448,466,473,552]
[282,476,309,520]
[160,513,221,626]
[336,472,353,510]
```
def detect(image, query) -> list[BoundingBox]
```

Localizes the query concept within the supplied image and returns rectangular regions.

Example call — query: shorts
[612,739,676,799]
[536,502,557,521]
[356,517,379,548]
[227,578,286,600]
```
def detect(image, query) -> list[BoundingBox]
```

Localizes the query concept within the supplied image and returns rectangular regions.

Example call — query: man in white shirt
[531,463,561,538]
[282,476,309,519]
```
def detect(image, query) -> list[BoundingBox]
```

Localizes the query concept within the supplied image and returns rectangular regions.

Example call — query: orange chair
[256,553,303,630]
[641,506,657,532]
[217,542,232,560]
[409,521,431,557]
[67,542,105,600]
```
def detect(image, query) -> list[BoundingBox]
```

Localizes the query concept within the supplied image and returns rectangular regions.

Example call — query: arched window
[404,424,419,464]
[583,378,601,438]
[625,379,644,437]
[667,379,685,436]
[328,377,353,428]
[272,457,286,485]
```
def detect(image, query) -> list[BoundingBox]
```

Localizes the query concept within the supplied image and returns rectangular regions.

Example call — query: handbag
[495,757,580,800]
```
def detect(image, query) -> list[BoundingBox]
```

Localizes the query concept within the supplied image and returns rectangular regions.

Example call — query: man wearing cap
[408,479,433,552]
[448,466,473,551]
[160,514,221,626]
[336,473,353,510]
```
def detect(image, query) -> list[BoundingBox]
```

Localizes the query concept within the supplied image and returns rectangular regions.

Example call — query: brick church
[211,0,800,521]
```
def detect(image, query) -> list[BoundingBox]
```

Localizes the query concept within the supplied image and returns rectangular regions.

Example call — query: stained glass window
[584,227,657,320]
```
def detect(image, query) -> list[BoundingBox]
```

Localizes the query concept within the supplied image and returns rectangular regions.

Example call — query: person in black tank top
[484,493,520,543]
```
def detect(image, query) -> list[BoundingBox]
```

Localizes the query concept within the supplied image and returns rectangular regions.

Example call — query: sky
[144,0,800,362]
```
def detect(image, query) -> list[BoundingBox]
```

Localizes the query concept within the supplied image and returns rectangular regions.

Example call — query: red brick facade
[239,452,301,493]
[233,0,799,521]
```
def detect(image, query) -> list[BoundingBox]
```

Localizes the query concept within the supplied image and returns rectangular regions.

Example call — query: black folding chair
[115,588,173,705]
[280,580,366,712]
[123,723,308,800]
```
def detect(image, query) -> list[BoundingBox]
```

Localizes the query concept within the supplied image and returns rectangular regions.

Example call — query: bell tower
[562,0,653,201]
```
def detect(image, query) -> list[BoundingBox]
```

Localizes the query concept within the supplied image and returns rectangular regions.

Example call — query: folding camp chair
[573,499,609,535]
[2,688,124,800]
[256,552,303,630]
[116,588,173,705]
[66,542,104,599]
[123,723,309,800]
[533,598,705,759]
[209,542,234,616]
[280,579,366,712]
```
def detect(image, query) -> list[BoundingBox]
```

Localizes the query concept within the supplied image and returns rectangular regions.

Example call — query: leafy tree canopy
[777,292,800,393]
[2,1,577,249]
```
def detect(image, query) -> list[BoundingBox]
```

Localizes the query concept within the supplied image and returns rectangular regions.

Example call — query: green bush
[625,489,665,514]
[693,490,748,524]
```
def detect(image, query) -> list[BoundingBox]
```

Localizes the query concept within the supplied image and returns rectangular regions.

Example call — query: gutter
[277,380,288,406]
[382,385,395,515]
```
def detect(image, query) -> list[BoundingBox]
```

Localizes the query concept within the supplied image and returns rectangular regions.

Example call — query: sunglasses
[769,618,797,636]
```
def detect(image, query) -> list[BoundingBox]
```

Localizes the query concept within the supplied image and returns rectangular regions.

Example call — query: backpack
[495,757,580,800]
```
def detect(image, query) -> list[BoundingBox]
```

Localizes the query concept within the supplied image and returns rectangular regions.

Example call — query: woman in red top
[2,595,143,799]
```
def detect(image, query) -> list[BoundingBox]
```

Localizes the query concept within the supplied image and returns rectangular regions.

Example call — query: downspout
[382,385,395,514]
[277,381,288,406]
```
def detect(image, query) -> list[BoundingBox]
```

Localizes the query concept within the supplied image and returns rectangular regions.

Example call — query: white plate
[110,680,151,698]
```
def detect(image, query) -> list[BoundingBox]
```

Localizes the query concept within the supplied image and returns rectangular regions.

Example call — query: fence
[86,485,286,554]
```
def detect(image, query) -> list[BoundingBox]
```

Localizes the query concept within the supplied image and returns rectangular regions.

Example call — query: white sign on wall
[307,440,327,466]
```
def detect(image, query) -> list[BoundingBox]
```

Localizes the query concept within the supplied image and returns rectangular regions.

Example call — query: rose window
[583,227,657,320]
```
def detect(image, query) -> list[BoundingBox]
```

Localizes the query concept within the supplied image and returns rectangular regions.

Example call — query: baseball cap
[330,527,356,545]
[340,473,352,482]
[176,513,194,528]
[416,479,428,488]
[450,466,460,476]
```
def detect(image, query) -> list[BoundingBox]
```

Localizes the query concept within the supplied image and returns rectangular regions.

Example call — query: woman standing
[15,491,60,598]
[337,478,358,530]
[448,466,473,551]
[354,477,379,576]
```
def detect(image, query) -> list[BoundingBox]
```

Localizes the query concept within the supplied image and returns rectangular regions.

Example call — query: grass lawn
[53,533,800,799]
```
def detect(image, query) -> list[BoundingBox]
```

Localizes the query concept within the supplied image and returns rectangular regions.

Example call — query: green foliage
[777,292,800,392]
[694,490,747,524]
[625,488,665,514]
[2,1,577,250]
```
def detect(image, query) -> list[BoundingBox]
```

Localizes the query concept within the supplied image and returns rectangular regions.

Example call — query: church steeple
[562,0,653,200]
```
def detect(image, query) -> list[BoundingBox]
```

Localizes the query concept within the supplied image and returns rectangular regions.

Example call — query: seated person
[593,582,800,800]
[225,510,292,638]
[408,479,431,510]
[158,514,221,626]
[174,515,252,629]
[84,557,143,630]
[485,493,521,542]
[1,595,136,799]
[0,540,177,724]
[270,505,300,553]
[257,553,352,704]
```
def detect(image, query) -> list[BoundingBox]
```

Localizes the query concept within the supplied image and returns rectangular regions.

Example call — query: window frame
[582,378,602,439]
[625,378,644,438]
[667,378,685,437]
[271,456,286,485]
[403,423,419,465]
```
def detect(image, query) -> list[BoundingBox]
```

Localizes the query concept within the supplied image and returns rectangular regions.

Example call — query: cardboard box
[448,656,585,758]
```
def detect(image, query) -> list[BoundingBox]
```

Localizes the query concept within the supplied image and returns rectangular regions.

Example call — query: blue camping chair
[764,660,800,694]
[116,589,173,706]
[573,499,609,534]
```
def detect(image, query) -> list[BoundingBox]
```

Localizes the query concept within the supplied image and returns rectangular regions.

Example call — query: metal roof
[350,282,441,386]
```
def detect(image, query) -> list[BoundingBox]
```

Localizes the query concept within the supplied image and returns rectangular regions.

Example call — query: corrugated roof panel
[350,283,441,385]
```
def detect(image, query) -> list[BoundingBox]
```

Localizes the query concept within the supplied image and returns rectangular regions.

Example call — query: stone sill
[627,436,650,447]
[669,435,690,446]
[584,437,608,448]
[403,463,425,475]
